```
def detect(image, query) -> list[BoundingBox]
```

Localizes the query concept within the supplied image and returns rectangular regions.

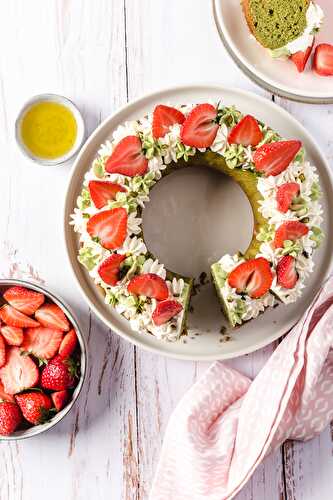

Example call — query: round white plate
[213,0,333,103]
[64,84,333,361]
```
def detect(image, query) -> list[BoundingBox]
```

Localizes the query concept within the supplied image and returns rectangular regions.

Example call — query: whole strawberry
[0,402,22,436]
[41,355,77,391]
[15,392,52,425]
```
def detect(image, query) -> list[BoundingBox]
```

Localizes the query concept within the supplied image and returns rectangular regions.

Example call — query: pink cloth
[151,276,333,500]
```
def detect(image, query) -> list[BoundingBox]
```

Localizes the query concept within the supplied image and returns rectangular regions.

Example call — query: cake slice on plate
[242,0,324,71]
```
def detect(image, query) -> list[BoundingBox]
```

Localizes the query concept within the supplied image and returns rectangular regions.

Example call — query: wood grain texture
[0,1,332,499]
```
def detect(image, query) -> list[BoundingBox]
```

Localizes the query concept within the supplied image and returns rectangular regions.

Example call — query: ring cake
[71,101,323,341]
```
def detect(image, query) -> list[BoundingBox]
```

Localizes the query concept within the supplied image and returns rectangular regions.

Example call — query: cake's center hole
[142,166,254,278]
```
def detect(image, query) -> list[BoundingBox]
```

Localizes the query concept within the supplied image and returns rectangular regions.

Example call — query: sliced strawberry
[0,335,6,368]
[128,273,169,301]
[98,253,126,286]
[0,326,24,346]
[313,43,333,76]
[152,105,185,139]
[277,255,298,289]
[152,300,183,326]
[0,305,40,328]
[290,38,314,73]
[253,140,302,177]
[3,286,45,315]
[274,221,309,248]
[181,103,219,148]
[22,327,64,360]
[15,392,52,425]
[87,208,127,250]
[59,329,78,359]
[228,114,263,146]
[35,304,70,332]
[0,347,39,395]
[51,390,69,411]
[88,180,126,209]
[276,182,300,213]
[0,402,22,435]
[105,136,148,177]
[228,257,273,299]
[0,381,15,403]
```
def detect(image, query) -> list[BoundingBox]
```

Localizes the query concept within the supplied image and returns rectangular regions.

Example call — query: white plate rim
[63,83,333,361]
[212,0,333,105]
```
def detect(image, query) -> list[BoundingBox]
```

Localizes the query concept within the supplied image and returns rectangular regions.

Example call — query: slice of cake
[242,0,324,71]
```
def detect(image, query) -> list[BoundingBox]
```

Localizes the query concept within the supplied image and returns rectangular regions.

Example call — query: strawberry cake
[71,101,323,340]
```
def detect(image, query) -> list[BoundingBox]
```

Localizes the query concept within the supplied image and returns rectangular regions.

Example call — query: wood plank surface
[0,1,332,499]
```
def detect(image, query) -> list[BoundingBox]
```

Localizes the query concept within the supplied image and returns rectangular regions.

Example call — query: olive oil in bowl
[16,94,85,166]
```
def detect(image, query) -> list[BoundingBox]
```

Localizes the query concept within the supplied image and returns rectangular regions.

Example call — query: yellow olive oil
[20,101,77,159]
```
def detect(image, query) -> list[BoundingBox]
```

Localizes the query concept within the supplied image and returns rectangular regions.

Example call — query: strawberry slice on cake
[105,136,148,177]
[152,300,183,326]
[128,273,169,301]
[181,103,219,148]
[277,256,298,289]
[274,221,309,248]
[228,258,273,299]
[152,105,185,139]
[276,182,300,213]
[228,115,263,146]
[87,208,128,250]
[88,181,126,209]
[253,140,302,177]
[98,254,126,286]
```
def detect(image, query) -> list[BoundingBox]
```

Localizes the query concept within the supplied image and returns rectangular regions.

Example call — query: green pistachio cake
[242,0,324,60]
[71,101,323,341]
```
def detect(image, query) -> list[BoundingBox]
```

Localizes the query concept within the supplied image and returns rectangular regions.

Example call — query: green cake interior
[248,0,309,49]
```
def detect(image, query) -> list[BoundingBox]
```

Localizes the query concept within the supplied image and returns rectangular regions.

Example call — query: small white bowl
[0,279,87,441]
[15,93,85,166]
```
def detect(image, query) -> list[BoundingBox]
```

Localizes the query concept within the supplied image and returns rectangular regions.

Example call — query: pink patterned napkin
[151,275,333,500]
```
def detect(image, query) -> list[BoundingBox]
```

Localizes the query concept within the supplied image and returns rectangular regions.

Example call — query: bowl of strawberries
[0,279,87,439]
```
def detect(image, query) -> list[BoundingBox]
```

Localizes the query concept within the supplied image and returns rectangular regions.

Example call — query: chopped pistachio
[217,105,242,128]
[78,246,101,271]
[310,226,324,248]
[310,182,321,201]
[77,188,91,210]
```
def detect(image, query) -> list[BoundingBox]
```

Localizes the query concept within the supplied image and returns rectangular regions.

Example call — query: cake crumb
[219,335,231,343]
[199,271,209,286]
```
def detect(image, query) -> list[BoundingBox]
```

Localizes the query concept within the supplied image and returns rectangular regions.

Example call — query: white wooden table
[0,1,332,499]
